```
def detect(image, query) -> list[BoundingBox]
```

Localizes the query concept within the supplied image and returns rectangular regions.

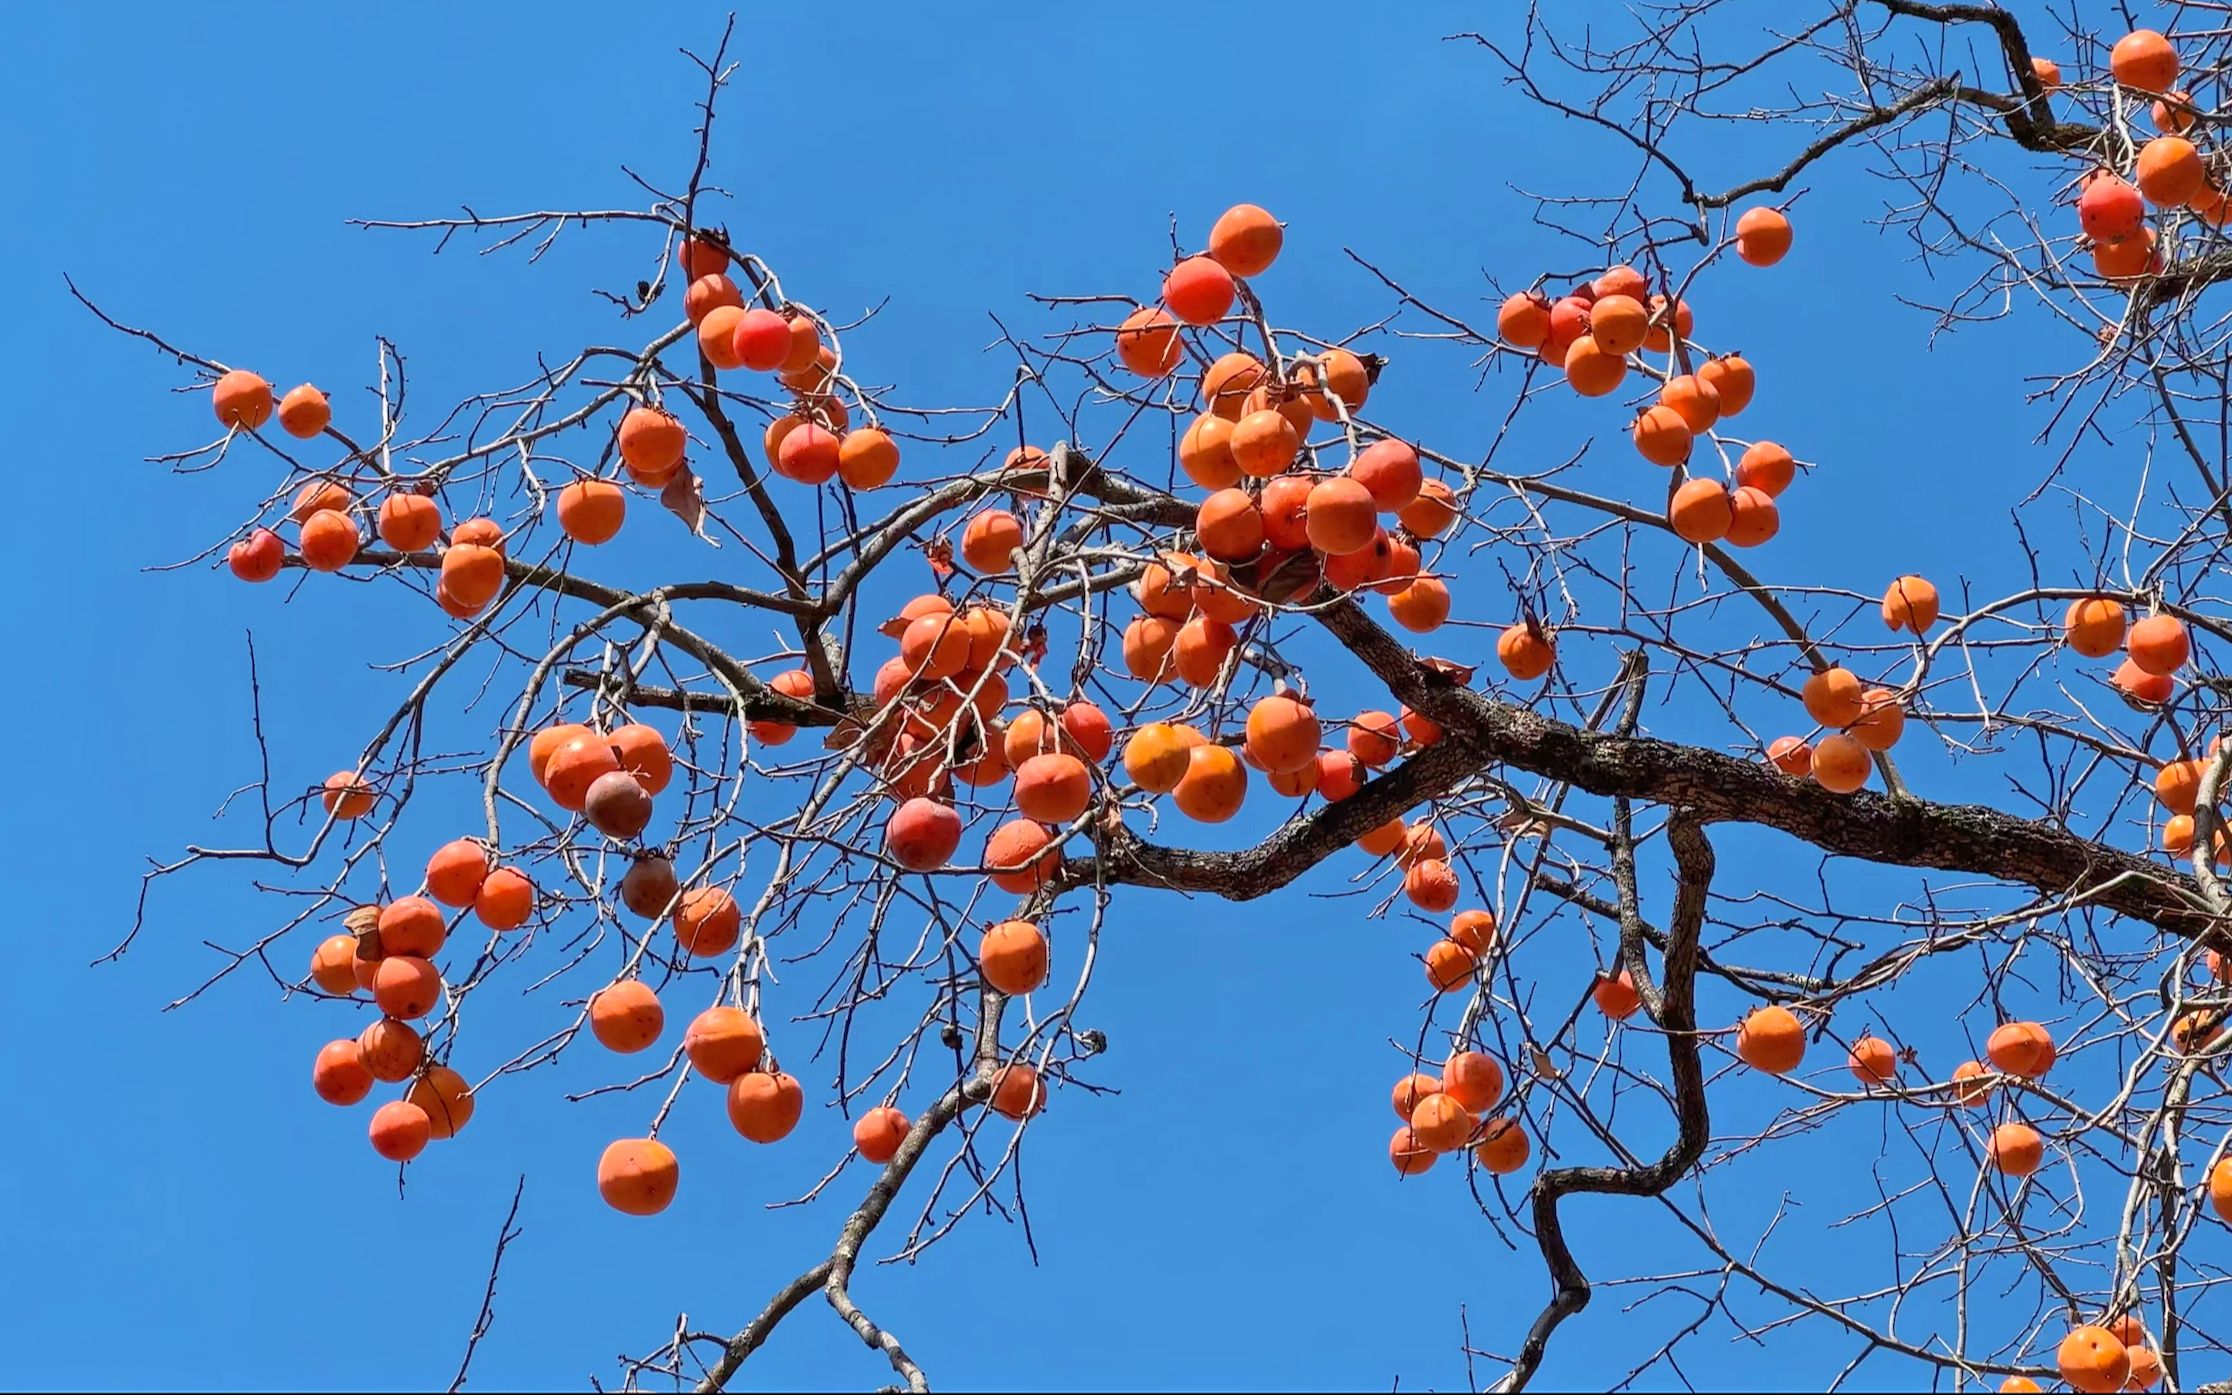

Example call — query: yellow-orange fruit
[1594,968,1641,1020]
[556,479,626,545]
[1632,406,1693,466]
[1668,478,1733,544]
[1849,688,1905,753]
[2128,615,2190,675]
[373,955,442,1020]
[1881,575,1939,633]
[1180,413,1240,489]
[1399,478,1458,538]
[277,384,331,439]
[213,370,274,428]
[1659,374,1722,432]
[310,934,360,996]
[1849,1035,1897,1086]
[1404,858,1461,913]
[1014,752,1092,824]
[357,1018,424,1083]
[1172,744,1247,823]
[727,1070,804,1142]
[853,1106,911,1165]
[979,919,1049,995]
[2057,1325,2131,1394]
[697,304,748,370]
[1949,1059,1995,1108]
[1811,733,1871,794]
[1208,203,1282,277]
[1391,1072,1441,1120]
[1724,485,1779,547]
[377,896,447,958]
[589,979,664,1053]
[2064,597,2127,657]
[1296,347,1368,421]
[1736,1005,1805,1074]
[1734,206,1793,267]
[619,407,687,478]
[1409,1092,1475,1152]
[1389,1125,1437,1176]
[683,1007,766,1084]
[313,1039,375,1106]
[1231,408,1301,477]
[322,771,377,820]
[299,510,360,572]
[1698,355,1755,416]
[1442,1051,1504,1112]
[1497,623,1554,682]
[475,866,535,931]
[1498,292,1550,348]
[1424,938,1477,992]
[2137,136,2205,207]
[1735,440,1794,496]
[1350,438,1421,511]
[2111,29,2179,93]
[1986,1020,2056,1078]
[837,428,900,490]
[1388,577,1451,633]
[2156,758,2205,815]
[1474,1117,1530,1174]
[1244,695,1321,774]
[984,819,1061,893]
[988,1062,1047,1120]
[1450,909,1497,955]
[673,886,741,957]
[1200,352,1266,420]
[1802,667,1866,728]
[1196,488,1265,562]
[597,1138,680,1216]
[1115,306,1183,377]
[1562,335,1626,396]
[1768,736,1813,776]
[1990,1121,2044,1177]
[1589,294,1648,355]
[369,1100,432,1161]
[1123,722,1199,794]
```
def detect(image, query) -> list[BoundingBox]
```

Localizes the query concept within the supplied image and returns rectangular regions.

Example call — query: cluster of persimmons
[198,98,2232,1377]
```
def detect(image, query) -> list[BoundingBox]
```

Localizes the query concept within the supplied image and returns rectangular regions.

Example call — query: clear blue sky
[1,2,2144,1390]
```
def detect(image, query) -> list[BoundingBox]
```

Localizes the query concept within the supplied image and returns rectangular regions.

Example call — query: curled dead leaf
[342,904,381,935]
[1527,1046,1564,1082]
[660,470,710,539]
